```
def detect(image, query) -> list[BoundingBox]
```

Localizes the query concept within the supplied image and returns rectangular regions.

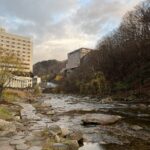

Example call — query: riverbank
[0,93,150,150]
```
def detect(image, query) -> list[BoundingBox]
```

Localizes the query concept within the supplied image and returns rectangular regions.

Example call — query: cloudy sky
[0,0,144,63]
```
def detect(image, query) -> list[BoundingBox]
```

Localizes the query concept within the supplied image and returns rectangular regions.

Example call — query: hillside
[33,60,66,81]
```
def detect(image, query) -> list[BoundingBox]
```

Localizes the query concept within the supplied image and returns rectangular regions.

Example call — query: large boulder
[61,128,70,137]
[82,114,122,125]
[65,129,83,145]
[64,140,79,150]
[41,101,52,108]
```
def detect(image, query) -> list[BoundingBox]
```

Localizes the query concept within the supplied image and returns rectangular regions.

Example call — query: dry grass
[42,138,54,150]
[2,89,31,102]
[0,106,13,120]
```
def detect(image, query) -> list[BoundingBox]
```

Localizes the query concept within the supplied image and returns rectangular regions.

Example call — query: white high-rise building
[0,27,32,72]
[0,27,33,88]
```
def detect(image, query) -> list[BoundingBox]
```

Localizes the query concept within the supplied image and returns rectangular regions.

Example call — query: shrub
[1,89,27,102]
[33,84,42,96]
[114,82,129,91]
[0,107,12,120]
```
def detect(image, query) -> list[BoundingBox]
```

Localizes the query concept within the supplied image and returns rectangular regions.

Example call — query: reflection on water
[79,143,103,150]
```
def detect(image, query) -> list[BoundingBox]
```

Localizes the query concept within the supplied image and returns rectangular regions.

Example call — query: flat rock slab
[0,119,16,132]
[12,135,25,140]
[52,143,69,150]
[16,144,29,150]
[131,125,143,131]
[82,114,122,125]
[28,146,42,150]
[10,139,25,145]
[1,145,14,150]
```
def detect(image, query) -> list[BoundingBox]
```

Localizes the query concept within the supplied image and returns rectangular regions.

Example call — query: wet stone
[47,110,55,115]
[82,114,122,125]
[16,144,29,150]
[10,139,25,145]
[12,135,25,140]
[66,129,83,142]
[28,146,42,150]
[48,125,62,135]
[51,116,60,122]
[52,143,68,150]
[131,125,143,131]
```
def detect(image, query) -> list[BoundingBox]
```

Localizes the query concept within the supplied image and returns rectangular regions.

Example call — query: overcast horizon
[0,0,144,63]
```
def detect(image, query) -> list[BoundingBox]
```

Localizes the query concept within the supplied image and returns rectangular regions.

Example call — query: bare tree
[0,47,22,98]
[62,0,150,94]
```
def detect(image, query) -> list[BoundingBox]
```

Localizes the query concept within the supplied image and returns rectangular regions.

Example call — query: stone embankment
[0,97,84,150]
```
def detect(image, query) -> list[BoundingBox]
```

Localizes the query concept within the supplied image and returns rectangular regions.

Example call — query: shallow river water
[42,94,150,150]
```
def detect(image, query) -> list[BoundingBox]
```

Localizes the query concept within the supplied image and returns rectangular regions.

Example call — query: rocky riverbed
[0,94,150,150]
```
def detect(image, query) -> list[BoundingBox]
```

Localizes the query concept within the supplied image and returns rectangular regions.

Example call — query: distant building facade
[6,76,32,88]
[66,48,92,70]
[33,76,41,86]
[0,27,33,72]
[0,27,33,88]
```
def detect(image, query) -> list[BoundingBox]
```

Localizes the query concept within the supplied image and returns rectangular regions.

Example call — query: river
[1,94,150,150]
[41,94,150,150]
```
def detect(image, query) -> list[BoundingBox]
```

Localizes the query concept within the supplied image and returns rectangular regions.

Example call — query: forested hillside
[33,60,66,81]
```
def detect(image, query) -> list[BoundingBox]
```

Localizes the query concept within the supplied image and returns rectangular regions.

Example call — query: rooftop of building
[68,47,94,55]
[0,27,31,41]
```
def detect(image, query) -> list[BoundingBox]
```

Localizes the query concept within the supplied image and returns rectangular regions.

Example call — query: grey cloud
[0,0,142,63]
[0,0,77,23]
[72,0,142,35]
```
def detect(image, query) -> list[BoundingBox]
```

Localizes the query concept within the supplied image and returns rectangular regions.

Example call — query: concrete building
[0,27,32,72]
[0,27,33,88]
[33,76,41,86]
[66,48,92,70]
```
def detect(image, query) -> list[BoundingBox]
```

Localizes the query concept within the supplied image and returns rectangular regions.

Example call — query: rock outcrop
[82,114,122,125]
[0,119,16,136]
